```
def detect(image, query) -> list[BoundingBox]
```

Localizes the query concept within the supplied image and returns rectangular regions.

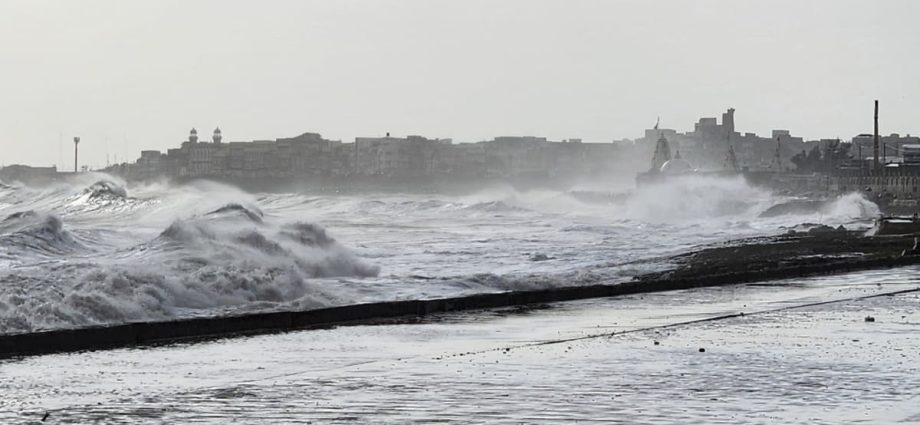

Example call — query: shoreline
[3,232,919,359]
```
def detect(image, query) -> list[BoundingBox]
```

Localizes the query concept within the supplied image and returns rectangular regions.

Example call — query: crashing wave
[85,180,128,200]
[618,175,771,222]
[466,201,529,213]
[2,210,39,223]
[156,216,380,279]
[759,199,826,217]
[0,212,83,255]
[759,193,879,222]
[207,203,264,223]
[280,222,336,248]
[0,214,380,333]
[820,192,880,220]
[158,219,216,243]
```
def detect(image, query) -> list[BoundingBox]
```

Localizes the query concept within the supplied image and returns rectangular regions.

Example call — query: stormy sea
[0,173,880,335]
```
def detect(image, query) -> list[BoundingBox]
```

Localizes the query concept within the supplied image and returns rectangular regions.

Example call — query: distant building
[637,108,806,171]
[113,128,626,183]
[852,133,920,161]
[354,135,451,177]
[903,144,920,166]
[0,164,59,182]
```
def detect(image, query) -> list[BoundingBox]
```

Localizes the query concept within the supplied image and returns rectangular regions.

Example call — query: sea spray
[0,174,880,334]
[618,174,774,222]
[820,192,881,220]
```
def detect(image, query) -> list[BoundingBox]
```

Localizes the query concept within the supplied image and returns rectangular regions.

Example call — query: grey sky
[0,0,917,169]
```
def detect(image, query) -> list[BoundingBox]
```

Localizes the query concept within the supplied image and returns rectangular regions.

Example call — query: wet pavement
[2,268,920,424]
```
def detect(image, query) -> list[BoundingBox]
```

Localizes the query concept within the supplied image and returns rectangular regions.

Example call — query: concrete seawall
[2,255,919,359]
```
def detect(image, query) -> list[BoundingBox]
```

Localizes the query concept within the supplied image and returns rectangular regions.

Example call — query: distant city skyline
[1,0,918,169]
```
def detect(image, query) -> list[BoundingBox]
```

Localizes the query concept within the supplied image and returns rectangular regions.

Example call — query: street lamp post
[73,137,80,173]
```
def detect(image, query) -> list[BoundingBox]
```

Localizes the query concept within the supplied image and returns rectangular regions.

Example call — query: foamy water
[3,270,918,423]
[0,173,880,334]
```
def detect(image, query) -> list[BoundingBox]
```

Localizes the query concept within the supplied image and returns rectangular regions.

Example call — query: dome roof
[660,151,694,174]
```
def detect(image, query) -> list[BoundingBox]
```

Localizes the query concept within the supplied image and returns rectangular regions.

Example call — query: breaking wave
[820,192,880,221]
[0,173,882,335]
[0,211,84,257]
[617,175,773,222]
[85,180,128,200]
[756,192,880,225]
[0,189,380,333]
[465,201,530,213]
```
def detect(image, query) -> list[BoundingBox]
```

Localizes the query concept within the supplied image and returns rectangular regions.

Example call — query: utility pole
[858,144,862,170]
[73,137,80,173]
[58,132,63,171]
[874,100,880,172]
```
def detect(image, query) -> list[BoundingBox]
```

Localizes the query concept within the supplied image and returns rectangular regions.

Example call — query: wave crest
[85,180,128,200]
[0,212,84,256]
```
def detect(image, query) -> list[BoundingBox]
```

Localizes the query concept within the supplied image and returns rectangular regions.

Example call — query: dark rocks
[785,223,848,236]
[807,225,838,235]
[639,232,920,286]
[901,237,920,257]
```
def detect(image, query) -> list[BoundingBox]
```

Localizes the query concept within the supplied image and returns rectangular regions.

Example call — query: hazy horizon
[1,0,918,169]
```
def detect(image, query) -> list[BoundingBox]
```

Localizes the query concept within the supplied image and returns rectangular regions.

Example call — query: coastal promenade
[2,267,918,423]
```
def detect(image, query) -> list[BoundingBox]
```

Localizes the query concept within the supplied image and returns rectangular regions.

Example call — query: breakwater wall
[3,254,919,359]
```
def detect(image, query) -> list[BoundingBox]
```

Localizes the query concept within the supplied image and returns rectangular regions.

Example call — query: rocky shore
[3,231,919,358]
[638,230,919,284]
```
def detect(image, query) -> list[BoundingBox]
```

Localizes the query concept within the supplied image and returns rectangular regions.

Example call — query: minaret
[212,127,222,144]
[189,128,199,143]
[768,137,783,171]
[723,133,739,172]
[650,133,672,172]
[724,142,739,172]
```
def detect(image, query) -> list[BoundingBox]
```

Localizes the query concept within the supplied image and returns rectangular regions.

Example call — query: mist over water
[0,174,879,334]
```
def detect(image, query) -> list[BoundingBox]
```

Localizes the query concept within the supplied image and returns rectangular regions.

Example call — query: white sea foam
[0,174,880,333]
[820,192,881,220]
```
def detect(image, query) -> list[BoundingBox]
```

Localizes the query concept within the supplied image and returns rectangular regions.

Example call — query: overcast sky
[0,0,917,169]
